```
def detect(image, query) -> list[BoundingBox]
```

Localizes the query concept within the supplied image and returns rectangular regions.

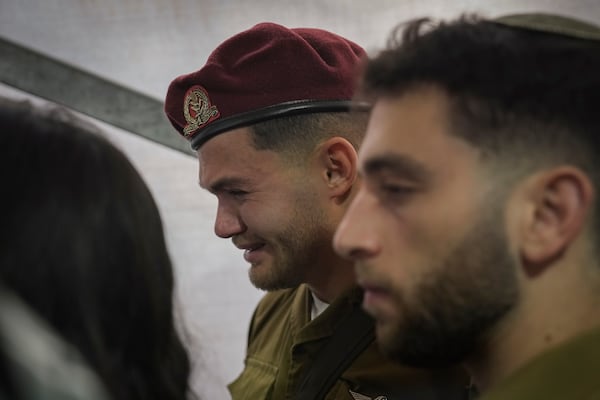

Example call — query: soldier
[165,22,469,400]
[334,12,600,400]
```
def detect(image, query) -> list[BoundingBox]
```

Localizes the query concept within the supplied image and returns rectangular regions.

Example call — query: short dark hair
[360,15,600,230]
[250,111,369,164]
[0,98,192,400]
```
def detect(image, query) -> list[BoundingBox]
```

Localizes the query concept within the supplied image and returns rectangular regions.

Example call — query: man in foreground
[334,12,600,399]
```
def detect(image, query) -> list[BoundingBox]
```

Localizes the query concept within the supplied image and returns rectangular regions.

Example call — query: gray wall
[1,1,599,399]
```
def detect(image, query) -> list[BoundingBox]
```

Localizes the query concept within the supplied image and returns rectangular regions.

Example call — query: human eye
[379,182,415,198]
[382,183,412,194]
[361,156,426,206]
[226,189,248,198]
[369,177,416,205]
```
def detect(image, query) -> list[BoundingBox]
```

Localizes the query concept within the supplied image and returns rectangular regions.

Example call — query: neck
[465,262,600,391]
[306,255,356,303]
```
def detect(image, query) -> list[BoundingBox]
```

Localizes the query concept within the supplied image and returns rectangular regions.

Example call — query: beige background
[1,1,599,398]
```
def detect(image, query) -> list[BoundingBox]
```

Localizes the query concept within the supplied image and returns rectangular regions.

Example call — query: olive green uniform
[228,284,469,400]
[480,326,600,400]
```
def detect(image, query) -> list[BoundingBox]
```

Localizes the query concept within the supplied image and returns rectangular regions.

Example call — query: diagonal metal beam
[0,36,193,156]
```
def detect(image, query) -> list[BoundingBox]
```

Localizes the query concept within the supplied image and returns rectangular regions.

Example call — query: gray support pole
[0,37,193,156]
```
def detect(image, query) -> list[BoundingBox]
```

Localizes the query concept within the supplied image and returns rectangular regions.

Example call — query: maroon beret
[164,22,368,149]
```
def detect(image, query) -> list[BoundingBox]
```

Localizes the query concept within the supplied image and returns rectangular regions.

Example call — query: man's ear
[519,166,593,276]
[315,137,358,203]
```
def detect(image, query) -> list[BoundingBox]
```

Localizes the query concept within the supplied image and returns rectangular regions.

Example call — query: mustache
[354,263,394,292]
[232,235,264,248]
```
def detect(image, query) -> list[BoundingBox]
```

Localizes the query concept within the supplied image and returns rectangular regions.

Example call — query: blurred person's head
[334,13,600,389]
[0,97,192,400]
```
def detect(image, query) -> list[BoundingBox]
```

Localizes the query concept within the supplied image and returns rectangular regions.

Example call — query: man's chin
[377,322,471,369]
[375,319,400,352]
[248,266,272,290]
[248,264,287,291]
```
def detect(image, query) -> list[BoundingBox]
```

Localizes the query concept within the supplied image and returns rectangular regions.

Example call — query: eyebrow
[361,153,431,183]
[201,176,251,193]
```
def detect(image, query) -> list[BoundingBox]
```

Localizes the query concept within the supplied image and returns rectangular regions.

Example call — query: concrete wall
[1,1,599,399]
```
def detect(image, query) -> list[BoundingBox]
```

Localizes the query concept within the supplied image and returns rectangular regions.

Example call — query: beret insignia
[183,85,220,136]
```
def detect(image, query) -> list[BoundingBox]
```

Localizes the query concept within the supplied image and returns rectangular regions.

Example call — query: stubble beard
[248,194,328,291]
[380,208,520,368]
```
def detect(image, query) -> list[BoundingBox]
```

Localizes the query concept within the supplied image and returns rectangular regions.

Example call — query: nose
[214,201,245,238]
[334,188,381,260]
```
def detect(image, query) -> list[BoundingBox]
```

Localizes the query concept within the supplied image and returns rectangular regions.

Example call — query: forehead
[196,126,285,189]
[359,87,476,171]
